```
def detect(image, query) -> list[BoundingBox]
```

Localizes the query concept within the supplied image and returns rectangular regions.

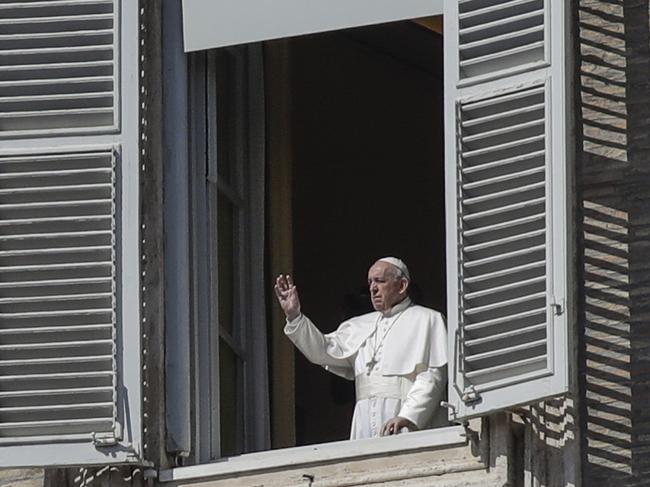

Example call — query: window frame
[168,0,574,475]
[187,44,269,463]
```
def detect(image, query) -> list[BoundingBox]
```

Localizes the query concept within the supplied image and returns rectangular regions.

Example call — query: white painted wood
[0,0,118,137]
[445,0,569,420]
[181,0,443,52]
[0,0,142,466]
[159,426,467,483]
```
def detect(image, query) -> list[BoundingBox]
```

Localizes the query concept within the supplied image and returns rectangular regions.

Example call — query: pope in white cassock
[274,257,448,440]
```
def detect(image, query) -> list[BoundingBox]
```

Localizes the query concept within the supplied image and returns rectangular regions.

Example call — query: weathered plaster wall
[576,0,650,485]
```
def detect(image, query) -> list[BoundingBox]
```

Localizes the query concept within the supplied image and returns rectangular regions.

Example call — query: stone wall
[0,470,43,487]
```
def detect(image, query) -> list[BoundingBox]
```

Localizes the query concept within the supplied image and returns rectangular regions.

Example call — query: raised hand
[274,274,301,321]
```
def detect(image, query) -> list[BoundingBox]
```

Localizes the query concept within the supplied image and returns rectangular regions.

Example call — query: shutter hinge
[552,300,565,316]
[461,385,481,405]
[93,422,122,447]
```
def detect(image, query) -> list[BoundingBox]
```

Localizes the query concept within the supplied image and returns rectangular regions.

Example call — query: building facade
[2,0,649,486]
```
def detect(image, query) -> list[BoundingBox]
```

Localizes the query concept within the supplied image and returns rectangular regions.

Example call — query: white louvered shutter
[444,0,569,420]
[0,0,141,467]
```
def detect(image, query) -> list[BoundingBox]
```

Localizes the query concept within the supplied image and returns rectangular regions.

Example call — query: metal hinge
[552,300,565,316]
[93,422,122,447]
[461,385,481,405]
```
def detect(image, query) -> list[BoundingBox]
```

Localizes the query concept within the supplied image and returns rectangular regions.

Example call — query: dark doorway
[286,20,445,445]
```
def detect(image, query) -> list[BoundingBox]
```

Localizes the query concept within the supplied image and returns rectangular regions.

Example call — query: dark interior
[286,20,445,445]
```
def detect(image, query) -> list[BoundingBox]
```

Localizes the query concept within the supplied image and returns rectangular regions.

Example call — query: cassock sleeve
[397,365,447,430]
[284,313,355,380]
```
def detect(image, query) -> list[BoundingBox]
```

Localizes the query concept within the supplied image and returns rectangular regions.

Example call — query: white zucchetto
[377,257,410,281]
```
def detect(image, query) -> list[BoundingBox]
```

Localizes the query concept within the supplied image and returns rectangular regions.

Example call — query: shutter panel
[445,0,569,420]
[0,150,116,442]
[0,0,141,467]
[0,0,117,136]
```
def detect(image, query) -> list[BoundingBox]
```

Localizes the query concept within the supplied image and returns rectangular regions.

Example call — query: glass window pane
[217,192,235,335]
[215,51,236,184]
[219,339,241,457]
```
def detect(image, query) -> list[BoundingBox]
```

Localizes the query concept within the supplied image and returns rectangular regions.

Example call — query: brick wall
[577,0,650,485]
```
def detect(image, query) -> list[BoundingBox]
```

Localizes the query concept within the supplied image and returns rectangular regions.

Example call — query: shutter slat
[459,9,543,37]
[462,118,543,144]
[0,45,112,56]
[462,181,545,206]
[0,29,113,41]
[0,246,111,257]
[0,216,111,227]
[463,244,544,269]
[465,355,546,379]
[0,199,110,210]
[0,230,112,241]
[0,262,111,272]
[0,339,114,351]
[463,213,545,237]
[460,24,543,52]
[0,61,112,73]
[0,92,113,104]
[462,85,545,110]
[0,292,112,304]
[464,307,546,332]
[0,402,113,413]
[463,167,544,190]
[465,338,546,362]
[0,371,113,381]
[0,386,112,399]
[0,167,113,180]
[0,75,113,87]
[465,323,546,348]
[0,279,110,290]
[0,309,112,318]
[0,152,111,164]
[0,13,113,26]
[461,102,544,128]
[460,42,545,69]
[0,418,112,430]
[0,108,113,118]
[464,275,545,300]
[0,184,111,195]
[464,229,544,253]
[0,1,113,10]
[0,325,112,335]
[462,150,545,175]
[462,196,545,221]
[0,355,113,366]
[464,292,546,316]
[458,0,539,20]
[462,134,545,159]
[463,260,545,284]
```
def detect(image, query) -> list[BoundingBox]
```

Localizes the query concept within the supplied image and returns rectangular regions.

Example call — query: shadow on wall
[577,0,650,485]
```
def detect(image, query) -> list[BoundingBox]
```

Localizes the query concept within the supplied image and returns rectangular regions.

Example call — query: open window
[179,0,571,464]
[0,0,142,467]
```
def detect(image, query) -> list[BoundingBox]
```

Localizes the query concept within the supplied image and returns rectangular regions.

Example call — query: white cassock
[285,297,448,439]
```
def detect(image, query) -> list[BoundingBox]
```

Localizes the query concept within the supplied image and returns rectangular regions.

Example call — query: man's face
[367,261,407,312]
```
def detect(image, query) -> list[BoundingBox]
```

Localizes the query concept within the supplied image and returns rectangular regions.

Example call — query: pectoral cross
[365,357,378,375]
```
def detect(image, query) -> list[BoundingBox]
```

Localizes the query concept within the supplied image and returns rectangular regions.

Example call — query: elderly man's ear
[399,279,409,295]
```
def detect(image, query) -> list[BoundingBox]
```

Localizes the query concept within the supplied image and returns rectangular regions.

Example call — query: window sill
[159,425,467,483]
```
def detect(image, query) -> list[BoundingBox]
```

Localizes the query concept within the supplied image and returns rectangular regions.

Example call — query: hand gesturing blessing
[274,274,301,321]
